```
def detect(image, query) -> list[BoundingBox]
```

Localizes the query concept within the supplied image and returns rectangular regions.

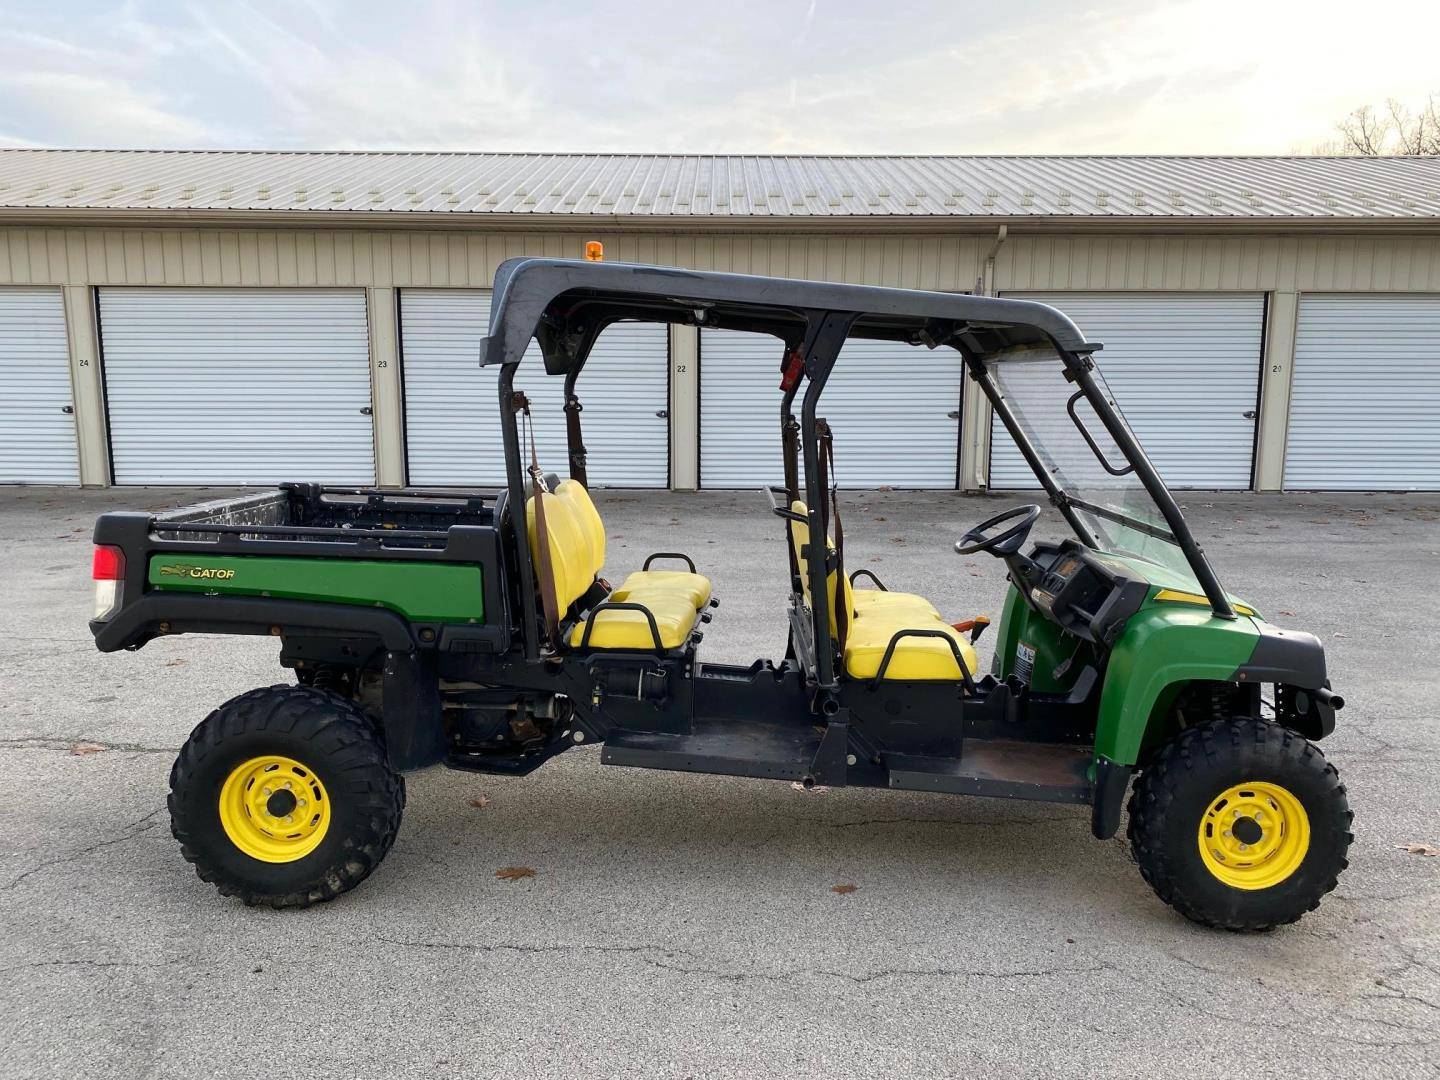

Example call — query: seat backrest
[787,499,853,638]
[526,487,601,615]
[555,479,607,571]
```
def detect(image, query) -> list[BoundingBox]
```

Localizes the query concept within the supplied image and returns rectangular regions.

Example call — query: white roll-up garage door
[0,287,79,484]
[699,330,963,488]
[401,290,669,487]
[99,288,374,485]
[989,293,1264,490]
[1285,294,1440,491]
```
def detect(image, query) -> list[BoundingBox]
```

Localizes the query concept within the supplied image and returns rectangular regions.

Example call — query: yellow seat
[852,589,940,620]
[529,478,711,651]
[842,612,980,682]
[787,500,938,632]
[787,499,978,681]
[568,588,700,650]
[612,569,712,609]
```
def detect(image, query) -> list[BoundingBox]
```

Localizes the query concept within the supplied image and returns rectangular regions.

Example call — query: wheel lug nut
[284,781,293,790]
[1223,830,1232,838]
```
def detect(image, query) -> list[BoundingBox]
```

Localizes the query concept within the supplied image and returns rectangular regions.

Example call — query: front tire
[169,685,404,908]
[1127,718,1351,931]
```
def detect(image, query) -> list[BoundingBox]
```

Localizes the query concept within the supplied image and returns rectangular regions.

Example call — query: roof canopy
[480,258,1098,375]
[1,150,1437,222]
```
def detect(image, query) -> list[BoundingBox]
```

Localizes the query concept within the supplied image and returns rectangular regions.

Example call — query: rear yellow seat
[787,500,978,681]
[527,479,712,650]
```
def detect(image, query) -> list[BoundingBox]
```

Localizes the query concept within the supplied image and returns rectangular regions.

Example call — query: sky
[0,0,1436,154]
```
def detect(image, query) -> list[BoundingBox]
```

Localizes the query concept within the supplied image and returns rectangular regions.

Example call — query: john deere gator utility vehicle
[90,258,1351,929]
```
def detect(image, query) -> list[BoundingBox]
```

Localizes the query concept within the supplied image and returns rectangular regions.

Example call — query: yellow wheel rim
[1197,780,1310,890]
[218,755,331,863]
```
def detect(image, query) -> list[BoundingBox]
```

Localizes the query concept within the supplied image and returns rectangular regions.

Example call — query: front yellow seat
[786,499,979,682]
[841,613,979,681]
[787,500,938,634]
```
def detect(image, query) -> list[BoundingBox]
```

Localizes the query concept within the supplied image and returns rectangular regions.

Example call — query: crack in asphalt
[375,934,1113,987]
[0,738,178,754]
[0,807,165,893]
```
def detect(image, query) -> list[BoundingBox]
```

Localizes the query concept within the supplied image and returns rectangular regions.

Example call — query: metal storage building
[0,149,1436,492]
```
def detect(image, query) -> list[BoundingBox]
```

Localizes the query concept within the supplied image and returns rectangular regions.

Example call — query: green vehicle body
[990,551,1269,772]
[148,554,487,625]
[146,545,1283,779]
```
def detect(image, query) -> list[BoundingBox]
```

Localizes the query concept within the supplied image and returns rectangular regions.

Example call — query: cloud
[0,0,1435,153]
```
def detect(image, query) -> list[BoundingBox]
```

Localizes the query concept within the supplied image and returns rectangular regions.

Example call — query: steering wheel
[954,504,1042,557]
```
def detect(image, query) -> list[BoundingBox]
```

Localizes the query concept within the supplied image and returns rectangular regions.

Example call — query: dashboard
[1024,540,1149,647]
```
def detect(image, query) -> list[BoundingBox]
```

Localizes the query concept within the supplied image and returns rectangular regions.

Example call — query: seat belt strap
[563,392,589,488]
[517,392,561,647]
[816,419,848,652]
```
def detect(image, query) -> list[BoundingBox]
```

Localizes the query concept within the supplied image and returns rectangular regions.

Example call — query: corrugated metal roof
[0,150,1437,221]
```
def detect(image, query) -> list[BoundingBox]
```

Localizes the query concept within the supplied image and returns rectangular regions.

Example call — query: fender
[1094,607,1259,766]
[92,593,416,653]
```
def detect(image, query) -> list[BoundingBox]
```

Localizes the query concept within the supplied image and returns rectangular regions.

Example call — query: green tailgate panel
[148,555,485,623]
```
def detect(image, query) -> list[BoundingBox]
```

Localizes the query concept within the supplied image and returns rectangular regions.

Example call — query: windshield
[987,347,1193,578]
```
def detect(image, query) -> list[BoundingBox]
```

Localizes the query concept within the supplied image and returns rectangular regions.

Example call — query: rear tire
[1127,718,1351,931]
[169,685,404,908]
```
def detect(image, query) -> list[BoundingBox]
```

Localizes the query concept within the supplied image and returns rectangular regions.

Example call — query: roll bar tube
[797,312,859,692]
[497,362,542,659]
[1061,351,1236,620]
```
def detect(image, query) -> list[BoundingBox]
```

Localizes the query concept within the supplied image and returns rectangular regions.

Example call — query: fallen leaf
[163,658,187,667]
[1398,843,1439,857]
[1278,610,1295,617]
[69,742,107,756]
[831,884,858,895]
[468,795,491,809]
[890,536,906,544]
[495,866,536,881]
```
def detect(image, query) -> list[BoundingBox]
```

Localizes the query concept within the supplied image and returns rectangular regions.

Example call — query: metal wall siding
[400,289,669,487]
[0,286,78,483]
[699,329,963,488]
[989,293,1265,490]
[99,288,374,484]
[1284,294,1440,490]
[3,227,1440,296]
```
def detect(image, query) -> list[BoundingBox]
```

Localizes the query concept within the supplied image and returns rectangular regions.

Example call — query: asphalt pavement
[1,485,1437,1079]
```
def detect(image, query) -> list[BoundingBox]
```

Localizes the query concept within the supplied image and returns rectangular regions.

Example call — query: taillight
[92,544,125,620]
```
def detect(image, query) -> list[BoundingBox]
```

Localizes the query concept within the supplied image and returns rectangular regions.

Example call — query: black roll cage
[482,258,1235,668]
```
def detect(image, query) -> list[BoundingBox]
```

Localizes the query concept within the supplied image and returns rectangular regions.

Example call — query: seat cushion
[615,569,712,609]
[842,611,980,682]
[851,589,940,620]
[569,588,700,650]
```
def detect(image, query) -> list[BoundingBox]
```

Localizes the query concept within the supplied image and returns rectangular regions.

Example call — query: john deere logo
[160,563,236,581]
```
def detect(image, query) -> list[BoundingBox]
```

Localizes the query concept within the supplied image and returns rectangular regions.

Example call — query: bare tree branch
[1324,95,1440,156]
